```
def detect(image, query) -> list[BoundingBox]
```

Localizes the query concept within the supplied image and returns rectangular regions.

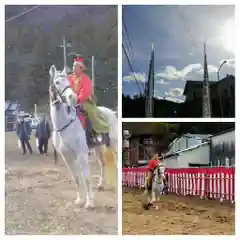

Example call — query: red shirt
[68,73,92,103]
[148,159,160,172]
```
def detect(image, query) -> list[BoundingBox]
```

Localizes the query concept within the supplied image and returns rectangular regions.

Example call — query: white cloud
[156,79,169,85]
[155,95,184,103]
[155,92,184,103]
[196,65,218,75]
[155,61,234,82]
[155,66,180,80]
[123,72,146,82]
[155,64,202,81]
[165,97,184,103]
[166,88,184,97]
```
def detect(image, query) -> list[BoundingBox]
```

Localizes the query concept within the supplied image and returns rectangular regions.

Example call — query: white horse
[49,65,117,206]
[151,163,165,209]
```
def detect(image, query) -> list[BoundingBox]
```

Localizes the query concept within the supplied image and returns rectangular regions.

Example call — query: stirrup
[96,134,102,142]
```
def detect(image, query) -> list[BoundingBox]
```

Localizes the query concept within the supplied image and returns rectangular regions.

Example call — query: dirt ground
[122,188,235,235]
[5,132,117,235]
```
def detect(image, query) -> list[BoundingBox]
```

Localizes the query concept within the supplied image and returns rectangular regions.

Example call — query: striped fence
[122,167,235,203]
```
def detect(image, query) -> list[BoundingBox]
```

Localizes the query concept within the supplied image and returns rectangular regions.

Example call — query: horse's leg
[51,133,58,164]
[151,187,157,203]
[77,152,94,208]
[53,146,58,164]
[155,182,164,210]
[92,146,105,190]
[59,151,81,204]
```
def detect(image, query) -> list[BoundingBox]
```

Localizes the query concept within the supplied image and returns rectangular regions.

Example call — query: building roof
[168,133,211,149]
[163,141,210,159]
[8,103,19,111]
[183,133,212,139]
[183,74,235,95]
[5,101,20,112]
[5,101,10,111]
[210,128,235,138]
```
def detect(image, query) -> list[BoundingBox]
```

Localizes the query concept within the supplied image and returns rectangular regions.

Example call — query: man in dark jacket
[16,116,33,155]
[35,115,51,155]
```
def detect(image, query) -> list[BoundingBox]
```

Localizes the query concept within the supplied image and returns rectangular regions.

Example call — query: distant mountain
[5,5,118,110]
[5,5,112,25]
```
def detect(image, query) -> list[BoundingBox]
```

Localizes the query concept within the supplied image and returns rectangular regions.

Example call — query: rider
[68,56,109,144]
[146,153,161,190]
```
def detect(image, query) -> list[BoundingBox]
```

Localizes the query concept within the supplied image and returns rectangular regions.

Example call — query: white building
[162,130,235,168]
[210,129,235,167]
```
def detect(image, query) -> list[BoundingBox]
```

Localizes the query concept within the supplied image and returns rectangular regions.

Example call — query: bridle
[57,85,71,98]
[49,77,77,132]
[50,81,71,105]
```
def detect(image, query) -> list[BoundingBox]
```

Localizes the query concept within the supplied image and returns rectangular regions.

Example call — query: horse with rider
[48,52,118,209]
[68,55,110,147]
[142,152,168,209]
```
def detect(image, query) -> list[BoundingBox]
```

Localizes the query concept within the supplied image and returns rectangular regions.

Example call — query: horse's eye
[56,81,59,85]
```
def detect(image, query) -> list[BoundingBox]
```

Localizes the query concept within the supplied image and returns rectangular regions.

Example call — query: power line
[122,43,143,95]
[122,15,145,92]
[5,5,40,23]
[122,33,133,62]
[176,6,200,52]
[122,17,135,62]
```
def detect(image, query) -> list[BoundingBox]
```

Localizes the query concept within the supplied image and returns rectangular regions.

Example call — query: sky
[122,5,235,103]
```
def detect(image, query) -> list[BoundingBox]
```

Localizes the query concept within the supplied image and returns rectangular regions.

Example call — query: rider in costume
[146,153,161,190]
[68,56,109,142]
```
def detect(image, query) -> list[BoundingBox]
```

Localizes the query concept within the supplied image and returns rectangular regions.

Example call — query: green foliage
[5,6,117,110]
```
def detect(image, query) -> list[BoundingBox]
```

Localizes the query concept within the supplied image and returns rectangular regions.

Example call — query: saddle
[75,105,110,148]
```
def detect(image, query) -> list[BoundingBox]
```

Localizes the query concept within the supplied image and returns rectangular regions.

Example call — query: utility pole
[123,130,131,166]
[202,42,212,118]
[145,42,155,118]
[34,104,38,118]
[57,36,72,74]
[92,56,95,95]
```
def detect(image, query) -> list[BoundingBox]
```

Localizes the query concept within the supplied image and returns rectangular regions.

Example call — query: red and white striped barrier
[122,167,235,203]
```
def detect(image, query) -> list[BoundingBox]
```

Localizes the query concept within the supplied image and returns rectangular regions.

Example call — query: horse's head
[155,163,165,181]
[49,65,76,107]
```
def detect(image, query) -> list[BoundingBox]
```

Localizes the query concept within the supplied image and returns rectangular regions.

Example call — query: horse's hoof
[97,185,104,191]
[84,202,94,209]
[142,203,149,210]
[75,198,81,205]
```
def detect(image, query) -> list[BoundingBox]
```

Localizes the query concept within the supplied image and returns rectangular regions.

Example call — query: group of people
[16,115,51,155]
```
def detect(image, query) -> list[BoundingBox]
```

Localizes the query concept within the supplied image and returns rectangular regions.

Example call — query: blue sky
[122,5,235,102]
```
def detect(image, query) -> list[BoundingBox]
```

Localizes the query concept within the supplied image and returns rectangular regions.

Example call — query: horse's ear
[61,67,67,76]
[49,65,57,82]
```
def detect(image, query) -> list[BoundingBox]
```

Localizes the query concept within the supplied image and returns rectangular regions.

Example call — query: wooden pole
[92,56,95,95]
